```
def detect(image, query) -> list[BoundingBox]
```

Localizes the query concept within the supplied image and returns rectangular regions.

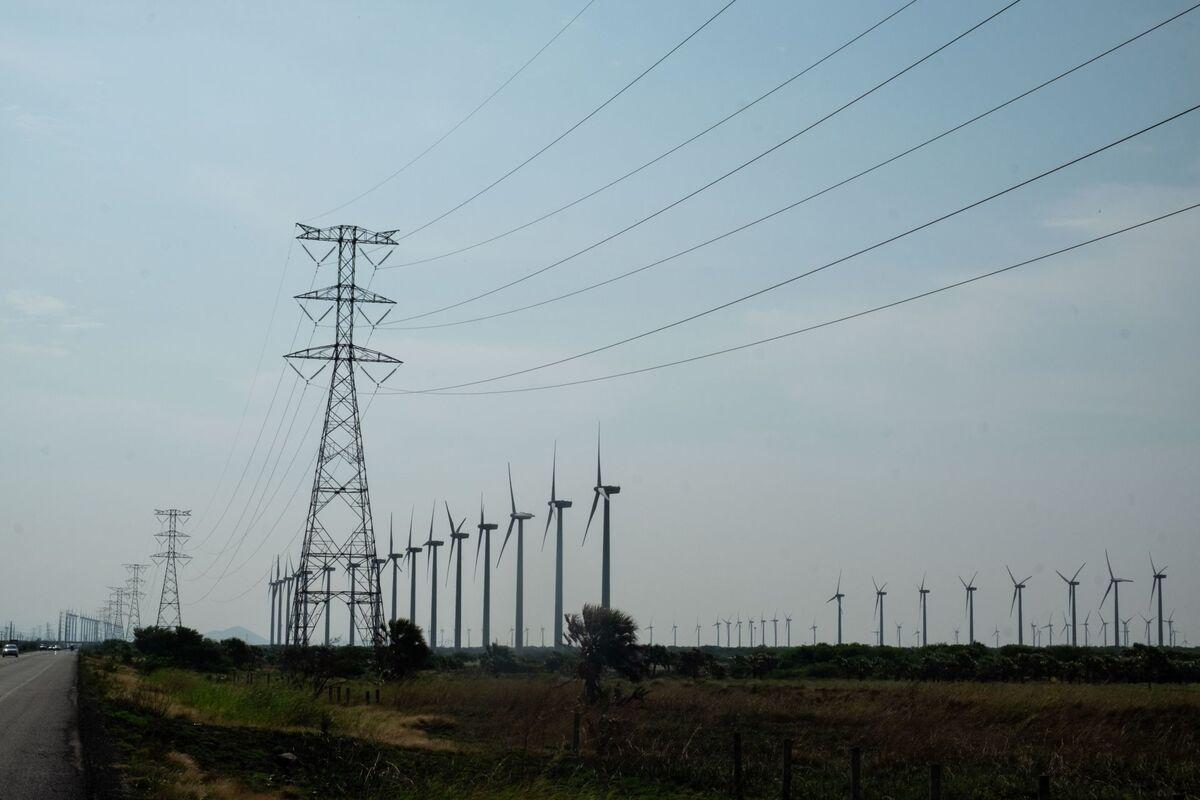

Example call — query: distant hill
[203,626,266,645]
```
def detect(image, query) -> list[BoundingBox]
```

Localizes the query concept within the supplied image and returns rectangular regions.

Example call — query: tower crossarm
[285,343,403,364]
[296,285,396,305]
[296,223,398,245]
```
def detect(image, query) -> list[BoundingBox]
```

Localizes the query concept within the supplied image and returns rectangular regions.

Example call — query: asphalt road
[0,650,85,799]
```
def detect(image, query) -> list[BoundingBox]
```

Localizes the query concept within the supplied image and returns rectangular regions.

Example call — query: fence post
[572,710,581,755]
[375,687,380,704]
[732,731,744,799]
[929,764,942,800]
[1037,774,1050,800]
[780,738,792,800]
[364,689,370,704]
[850,747,861,800]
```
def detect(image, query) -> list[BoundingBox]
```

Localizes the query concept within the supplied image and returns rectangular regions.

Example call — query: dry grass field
[82,656,1200,799]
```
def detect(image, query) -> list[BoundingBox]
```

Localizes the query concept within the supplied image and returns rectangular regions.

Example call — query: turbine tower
[872,579,887,647]
[1007,567,1031,646]
[286,224,400,647]
[423,504,444,649]
[1150,554,1167,647]
[918,575,930,647]
[785,614,792,647]
[445,503,469,650]
[475,498,498,647]
[499,464,534,650]
[827,572,845,645]
[404,515,422,623]
[1102,550,1132,648]
[386,512,405,624]
[959,573,978,645]
[584,427,620,608]
[153,508,191,630]
[810,619,817,645]
[543,443,572,648]
[1056,564,1084,646]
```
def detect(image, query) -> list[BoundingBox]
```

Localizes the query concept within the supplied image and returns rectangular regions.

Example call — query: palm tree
[564,604,644,702]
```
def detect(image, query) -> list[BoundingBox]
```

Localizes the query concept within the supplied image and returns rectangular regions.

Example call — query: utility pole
[287,224,400,648]
[153,509,191,629]
[124,563,149,636]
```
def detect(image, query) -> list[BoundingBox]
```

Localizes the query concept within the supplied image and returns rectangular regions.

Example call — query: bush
[376,618,430,680]
[133,626,228,672]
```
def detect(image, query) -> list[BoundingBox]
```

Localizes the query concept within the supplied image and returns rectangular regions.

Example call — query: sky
[2,0,1198,647]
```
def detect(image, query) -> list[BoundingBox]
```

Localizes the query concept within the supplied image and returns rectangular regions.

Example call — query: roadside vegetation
[78,612,1200,799]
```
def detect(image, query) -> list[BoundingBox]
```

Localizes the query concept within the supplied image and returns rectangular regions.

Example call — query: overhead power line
[381,2,1198,331]
[382,202,1199,396]
[392,0,743,242]
[381,102,1199,394]
[305,0,598,222]
[384,0,1024,323]
[388,0,920,269]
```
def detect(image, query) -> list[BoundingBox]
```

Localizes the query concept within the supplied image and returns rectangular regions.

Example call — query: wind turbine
[646,620,655,646]
[827,572,845,645]
[872,579,887,647]
[475,497,498,647]
[1007,566,1031,646]
[993,626,1000,648]
[424,503,444,649]
[736,616,743,648]
[1166,610,1175,647]
[1056,563,1084,646]
[760,614,768,648]
[1082,611,1091,647]
[584,426,620,608]
[748,616,755,647]
[320,563,335,646]
[895,622,902,647]
[672,621,678,647]
[785,614,792,647]
[713,618,721,646]
[959,573,978,645]
[918,575,930,647]
[1150,554,1167,647]
[386,513,404,624]
[810,619,817,645]
[404,513,422,623]
[771,614,779,647]
[1099,616,1109,647]
[723,618,732,648]
[445,503,469,650]
[696,619,702,647]
[268,557,280,646]
[498,464,534,650]
[1102,550,1132,648]
[1042,617,1053,647]
[1121,616,1132,647]
[543,443,572,649]
[1139,614,1153,646]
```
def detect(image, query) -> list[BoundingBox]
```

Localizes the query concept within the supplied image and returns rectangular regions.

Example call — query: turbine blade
[1056,570,1069,583]
[550,440,557,503]
[583,491,600,544]
[542,507,553,551]
[1102,580,1113,605]
[595,423,602,486]
[1006,565,1016,585]
[1072,563,1085,581]
[508,463,516,515]
[474,528,483,580]
[445,501,456,535]
[1105,549,1114,580]
[497,518,515,565]
[1010,587,1018,615]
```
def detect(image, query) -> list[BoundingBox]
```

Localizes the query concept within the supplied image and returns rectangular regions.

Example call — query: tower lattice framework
[153,508,191,629]
[124,563,149,635]
[287,223,401,647]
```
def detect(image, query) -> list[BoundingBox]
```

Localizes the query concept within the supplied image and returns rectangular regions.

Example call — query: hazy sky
[2,0,1198,646]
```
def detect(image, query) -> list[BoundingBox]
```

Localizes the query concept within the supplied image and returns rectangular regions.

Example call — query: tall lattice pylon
[124,563,149,636]
[153,508,192,629]
[287,224,401,647]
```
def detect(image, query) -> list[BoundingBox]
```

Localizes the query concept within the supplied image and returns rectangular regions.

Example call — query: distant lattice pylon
[153,509,191,629]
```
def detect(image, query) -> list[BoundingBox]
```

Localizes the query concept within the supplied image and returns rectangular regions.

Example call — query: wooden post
[733,731,743,800]
[1037,774,1050,800]
[929,764,942,800]
[780,738,792,800]
[850,747,861,800]
[375,687,380,703]
[364,689,370,704]
[572,710,581,755]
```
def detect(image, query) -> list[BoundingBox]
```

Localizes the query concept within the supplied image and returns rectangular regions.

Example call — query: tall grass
[143,669,329,729]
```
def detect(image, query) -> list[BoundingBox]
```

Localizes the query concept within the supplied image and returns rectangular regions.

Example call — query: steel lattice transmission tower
[153,508,192,629]
[124,563,149,635]
[286,223,401,647]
